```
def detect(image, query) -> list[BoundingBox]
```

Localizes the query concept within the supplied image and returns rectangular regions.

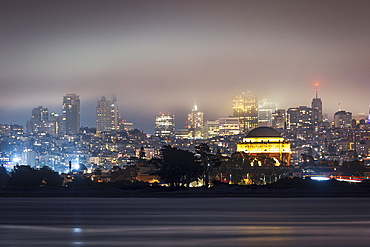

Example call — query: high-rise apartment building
[155,113,175,137]
[27,106,49,134]
[110,98,119,131]
[311,83,323,123]
[96,96,112,133]
[62,93,80,135]
[187,102,203,139]
[96,96,121,133]
[233,91,258,132]
[272,109,286,129]
[31,106,49,122]
[258,99,276,127]
[334,110,352,128]
[287,106,319,130]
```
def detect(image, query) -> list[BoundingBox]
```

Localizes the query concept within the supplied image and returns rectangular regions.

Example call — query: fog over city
[1,0,369,133]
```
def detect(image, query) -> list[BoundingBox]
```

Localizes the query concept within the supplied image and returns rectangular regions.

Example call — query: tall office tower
[203,120,220,139]
[155,113,175,137]
[287,106,319,130]
[258,99,276,127]
[311,83,323,122]
[96,96,112,133]
[26,106,49,134]
[334,110,352,128]
[233,91,258,133]
[187,102,204,139]
[272,109,286,129]
[219,117,240,136]
[62,93,80,135]
[110,98,119,131]
[31,106,49,122]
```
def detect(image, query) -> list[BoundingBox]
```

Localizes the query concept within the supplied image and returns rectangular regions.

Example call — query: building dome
[246,127,281,138]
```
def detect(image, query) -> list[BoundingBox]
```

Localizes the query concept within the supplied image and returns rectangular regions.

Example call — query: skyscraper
[96,96,120,133]
[62,93,80,135]
[31,106,49,122]
[96,96,112,133]
[233,91,258,133]
[187,102,204,139]
[110,98,119,131]
[311,83,323,123]
[26,106,49,134]
[155,113,175,137]
[258,99,276,127]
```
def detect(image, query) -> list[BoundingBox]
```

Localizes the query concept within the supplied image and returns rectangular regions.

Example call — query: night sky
[1,0,369,134]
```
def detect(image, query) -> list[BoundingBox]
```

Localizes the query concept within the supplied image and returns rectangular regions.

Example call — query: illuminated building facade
[233,91,258,133]
[50,112,62,135]
[0,124,23,138]
[237,127,291,166]
[203,120,219,139]
[62,93,80,135]
[272,109,286,129]
[219,117,239,136]
[120,121,133,131]
[32,106,49,122]
[26,106,49,134]
[155,113,175,137]
[287,106,318,130]
[187,102,203,139]
[334,110,352,128]
[26,106,61,136]
[110,98,119,131]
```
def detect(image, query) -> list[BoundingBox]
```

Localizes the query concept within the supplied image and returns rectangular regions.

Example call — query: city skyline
[1,0,370,133]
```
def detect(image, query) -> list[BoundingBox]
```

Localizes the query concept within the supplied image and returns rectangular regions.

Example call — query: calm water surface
[0,197,369,246]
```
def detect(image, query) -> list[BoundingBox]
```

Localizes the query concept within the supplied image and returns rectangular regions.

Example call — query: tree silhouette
[7,165,42,187]
[111,165,140,182]
[195,143,222,187]
[0,165,9,186]
[39,166,63,186]
[154,145,202,187]
[221,151,252,184]
[6,165,63,187]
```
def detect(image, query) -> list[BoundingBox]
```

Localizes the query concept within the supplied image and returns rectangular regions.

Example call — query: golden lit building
[237,127,291,166]
[233,91,258,133]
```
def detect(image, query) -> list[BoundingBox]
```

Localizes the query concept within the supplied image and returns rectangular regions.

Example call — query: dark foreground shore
[1,178,370,198]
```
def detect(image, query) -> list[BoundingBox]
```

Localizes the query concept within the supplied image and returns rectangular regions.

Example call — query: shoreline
[1,185,370,198]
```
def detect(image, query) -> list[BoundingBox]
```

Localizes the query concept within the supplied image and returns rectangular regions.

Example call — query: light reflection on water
[0,198,370,246]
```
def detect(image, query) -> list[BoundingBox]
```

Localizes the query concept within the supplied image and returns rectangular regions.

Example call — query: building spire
[315,83,318,99]
[193,99,197,111]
